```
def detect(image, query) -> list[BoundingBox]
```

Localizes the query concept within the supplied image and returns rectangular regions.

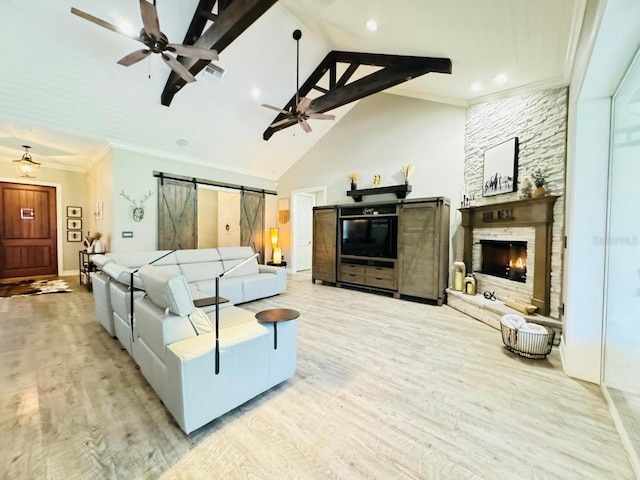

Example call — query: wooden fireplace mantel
[459,195,558,316]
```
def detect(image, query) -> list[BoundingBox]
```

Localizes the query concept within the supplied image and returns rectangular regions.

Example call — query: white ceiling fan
[71,0,219,84]
[262,30,335,133]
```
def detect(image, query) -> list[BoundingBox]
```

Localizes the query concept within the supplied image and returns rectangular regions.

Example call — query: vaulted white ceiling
[0,0,585,180]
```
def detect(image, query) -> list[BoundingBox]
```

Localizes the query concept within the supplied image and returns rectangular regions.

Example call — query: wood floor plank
[0,273,634,479]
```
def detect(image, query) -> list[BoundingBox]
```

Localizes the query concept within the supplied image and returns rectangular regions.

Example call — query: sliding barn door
[240,191,264,263]
[0,182,58,278]
[157,179,197,249]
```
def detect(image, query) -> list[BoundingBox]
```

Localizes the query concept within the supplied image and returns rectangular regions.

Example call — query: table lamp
[270,228,282,265]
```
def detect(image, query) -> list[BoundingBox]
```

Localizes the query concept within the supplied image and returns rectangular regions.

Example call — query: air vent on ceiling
[203,63,225,83]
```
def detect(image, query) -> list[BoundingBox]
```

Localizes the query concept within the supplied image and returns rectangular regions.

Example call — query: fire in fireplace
[479,240,527,283]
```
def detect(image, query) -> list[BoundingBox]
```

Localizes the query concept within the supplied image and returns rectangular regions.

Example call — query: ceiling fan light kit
[71,0,218,84]
[261,29,335,135]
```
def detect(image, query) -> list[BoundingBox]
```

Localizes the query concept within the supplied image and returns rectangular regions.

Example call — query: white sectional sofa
[90,247,286,354]
[131,265,296,433]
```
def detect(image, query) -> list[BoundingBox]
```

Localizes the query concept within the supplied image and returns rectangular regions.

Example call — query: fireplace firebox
[479,240,527,283]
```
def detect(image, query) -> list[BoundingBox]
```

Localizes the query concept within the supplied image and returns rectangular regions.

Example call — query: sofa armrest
[258,265,282,274]
[165,326,271,434]
[258,265,287,292]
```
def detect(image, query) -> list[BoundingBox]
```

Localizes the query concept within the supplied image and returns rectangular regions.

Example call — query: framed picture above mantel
[482,137,519,197]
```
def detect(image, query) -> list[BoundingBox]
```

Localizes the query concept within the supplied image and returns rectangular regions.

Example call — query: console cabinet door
[398,202,440,298]
[312,208,337,283]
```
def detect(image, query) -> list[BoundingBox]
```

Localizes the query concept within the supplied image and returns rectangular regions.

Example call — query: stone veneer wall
[465,87,567,318]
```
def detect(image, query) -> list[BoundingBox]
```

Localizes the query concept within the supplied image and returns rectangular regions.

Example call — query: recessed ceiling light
[494,74,508,84]
[176,139,189,147]
[251,88,261,99]
[470,83,482,92]
[366,20,378,31]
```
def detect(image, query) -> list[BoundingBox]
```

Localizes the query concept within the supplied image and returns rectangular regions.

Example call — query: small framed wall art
[67,230,82,242]
[67,218,82,230]
[67,206,82,218]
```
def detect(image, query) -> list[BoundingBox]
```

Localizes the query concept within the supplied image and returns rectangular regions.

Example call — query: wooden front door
[0,182,58,279]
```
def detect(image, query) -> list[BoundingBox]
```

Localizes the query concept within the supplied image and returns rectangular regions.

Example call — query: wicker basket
[501,323,555,359]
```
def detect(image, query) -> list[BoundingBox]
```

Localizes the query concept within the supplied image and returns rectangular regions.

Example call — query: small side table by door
[79,250,102,292]
[255,308,300,349]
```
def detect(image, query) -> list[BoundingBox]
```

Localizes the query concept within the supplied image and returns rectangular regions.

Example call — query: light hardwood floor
[0,272,634,479]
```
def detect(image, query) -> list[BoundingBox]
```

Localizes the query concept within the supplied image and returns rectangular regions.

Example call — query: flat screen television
[341,217,397,258]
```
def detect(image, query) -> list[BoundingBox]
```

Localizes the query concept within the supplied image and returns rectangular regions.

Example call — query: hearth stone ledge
[446,288,561,345]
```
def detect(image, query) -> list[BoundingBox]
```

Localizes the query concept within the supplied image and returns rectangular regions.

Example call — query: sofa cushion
[218,247,259,277]
[196,277,244,305]
[102,263,137,286]
[188,309,214,335]
[138,266,195,317]
[91,254,114,270]
[180,261,224,283]
[107,251,178,268]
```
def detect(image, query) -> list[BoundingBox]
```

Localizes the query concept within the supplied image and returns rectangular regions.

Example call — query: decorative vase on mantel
[351,181,357,191]
[533,186,547,197]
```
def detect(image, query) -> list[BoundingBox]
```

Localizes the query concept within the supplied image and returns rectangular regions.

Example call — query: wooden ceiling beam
[263,52,452,140]
[161,0,277,106]
[183,0,218,45]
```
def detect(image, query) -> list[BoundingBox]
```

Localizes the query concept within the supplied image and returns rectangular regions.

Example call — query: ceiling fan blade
[139,0,162,38]
[70,7,140,41]
[296,97,312,113]
[162,54,196,83]
[167,44,219,61]
[270,118,295,128]
[262,104,291,115]
[299,118,312,133]
[117,49,151,66]
[308,113,336,120]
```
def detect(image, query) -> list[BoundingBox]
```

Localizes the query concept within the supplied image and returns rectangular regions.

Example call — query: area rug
[0,279,73,298]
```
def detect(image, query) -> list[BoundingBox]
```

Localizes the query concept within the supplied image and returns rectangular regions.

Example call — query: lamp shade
[273,247,282,264]
[270,228,279,248]
[13,145,40,178]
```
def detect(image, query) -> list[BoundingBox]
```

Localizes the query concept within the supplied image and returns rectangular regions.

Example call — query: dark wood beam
[199,9,218,23]
[161,0,277,106]
[336,62,359,88]
[263,52,452,140]
[183,0,218,45]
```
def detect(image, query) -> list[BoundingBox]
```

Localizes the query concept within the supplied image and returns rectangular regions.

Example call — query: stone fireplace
[460,195,558,316]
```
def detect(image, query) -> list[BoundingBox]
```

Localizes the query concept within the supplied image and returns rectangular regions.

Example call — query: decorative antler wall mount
[120,190,153,222]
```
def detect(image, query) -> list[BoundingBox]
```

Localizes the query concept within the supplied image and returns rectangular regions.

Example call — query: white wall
[277,93,467,264]
[109,148,276,252]
[198,188,218,248]
[217,191,241,247]
[86,148,113,252]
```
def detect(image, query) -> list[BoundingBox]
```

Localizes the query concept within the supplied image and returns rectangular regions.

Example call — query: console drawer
[340,271,365,284]
[366,266,395,280]
[340,263,365,276]
[365,275,396,290]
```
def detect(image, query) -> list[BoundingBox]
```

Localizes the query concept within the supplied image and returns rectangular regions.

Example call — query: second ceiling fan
[71,0,219,84]
[262,30,335,134]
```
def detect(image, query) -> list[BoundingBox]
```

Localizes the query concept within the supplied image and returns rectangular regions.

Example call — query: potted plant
[402,164,414,185]
[530,167,547,197]
[348,172,358,190]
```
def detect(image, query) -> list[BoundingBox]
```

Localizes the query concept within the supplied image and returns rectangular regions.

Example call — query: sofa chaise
[131,265,296,433]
